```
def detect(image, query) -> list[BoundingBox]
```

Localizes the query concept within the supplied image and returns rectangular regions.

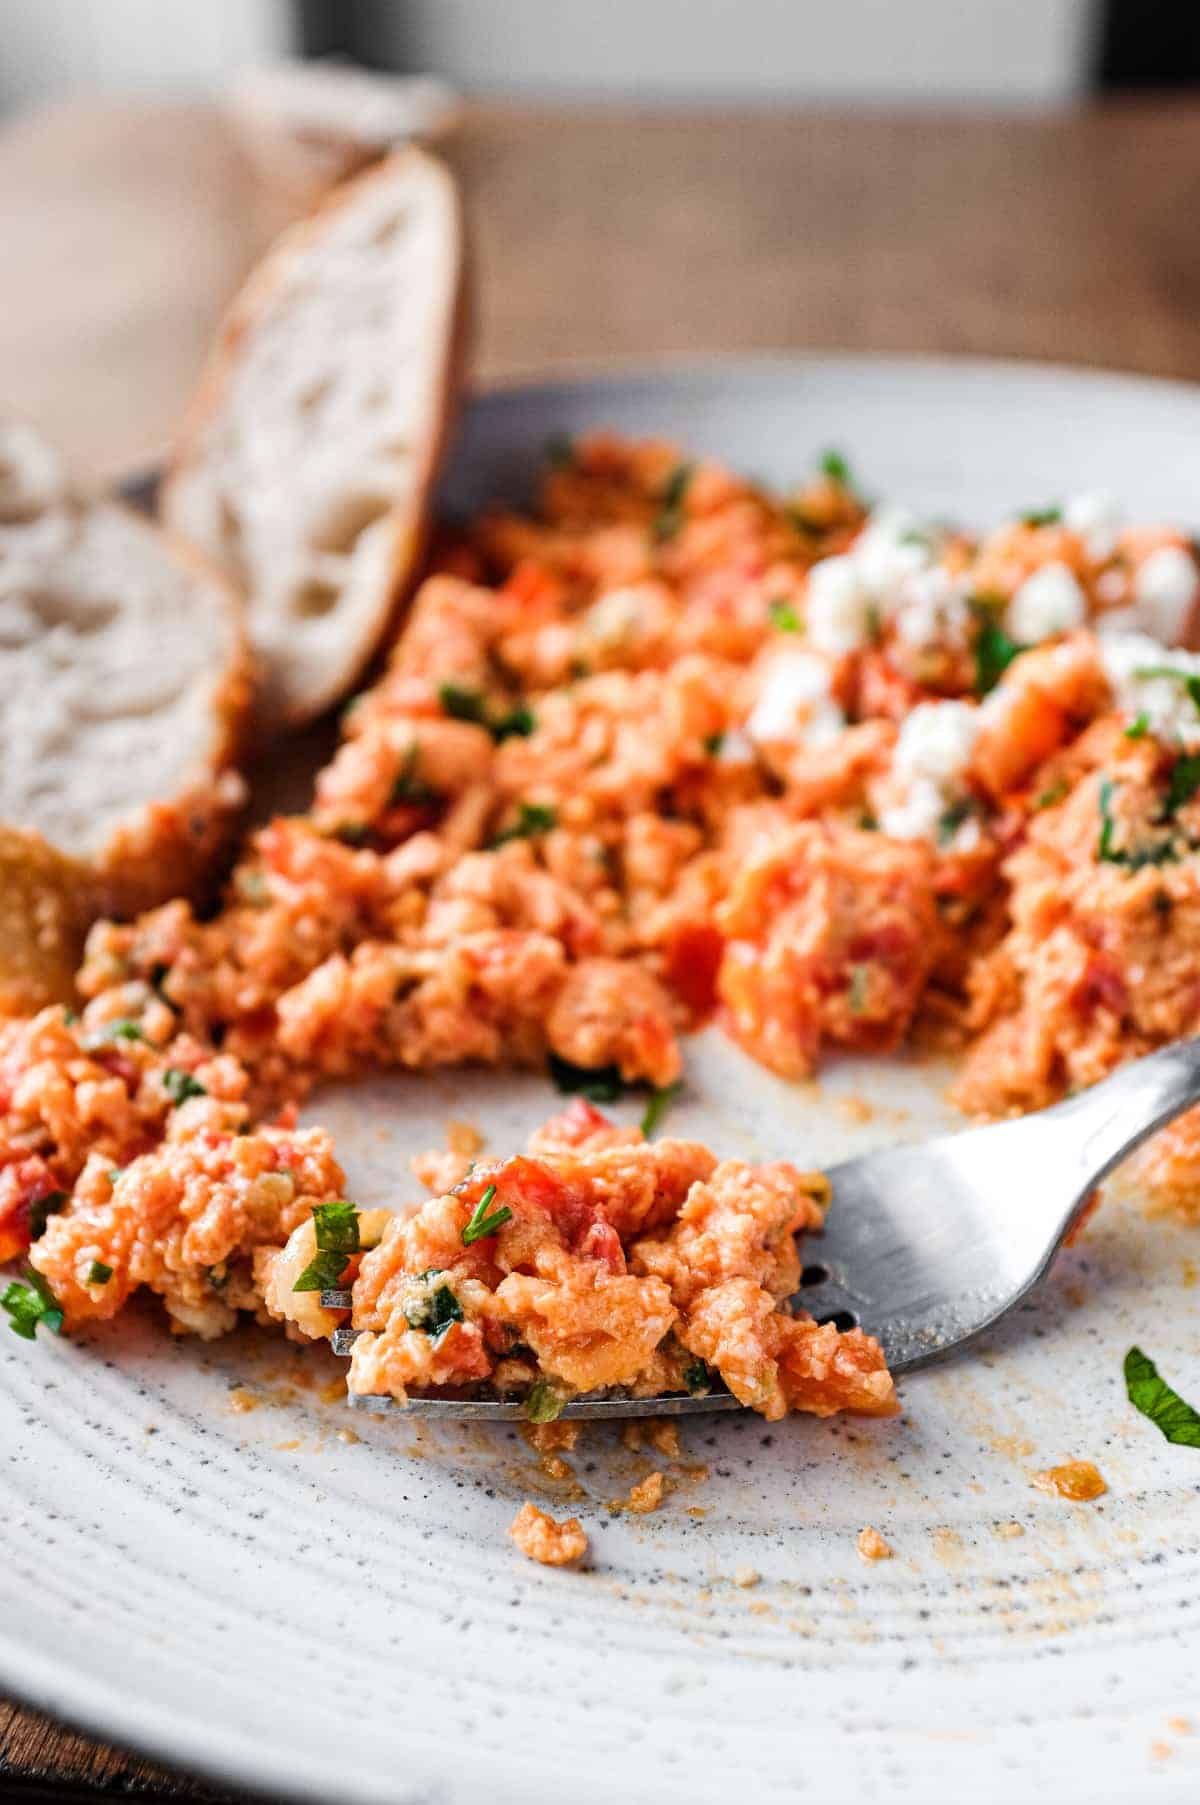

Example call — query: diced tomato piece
[0,1157,65,1262]
[662,921,725,1020]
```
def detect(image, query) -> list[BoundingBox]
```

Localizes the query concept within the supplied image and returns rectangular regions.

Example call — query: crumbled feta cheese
[1006,562,1086,644]
[1099,630,1200,747]
[804,557,874,654]
[851,507,931,597]
[879,778,946,841]
[880,700,981,845]
[1064,492,1123,562]
[1134,545,1197,645]
[715,726,755,764]
[893,565,969,649]
[892,699,980,787]
[745,650,845,747]
[583,585,649,648]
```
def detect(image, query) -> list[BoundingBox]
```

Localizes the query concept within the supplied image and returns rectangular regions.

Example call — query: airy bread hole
[290,576,342,619]
[28,587,120,635]
[308,491,392,557]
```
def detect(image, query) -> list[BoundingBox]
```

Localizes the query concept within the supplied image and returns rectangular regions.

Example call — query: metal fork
[322,1040,1200,1419]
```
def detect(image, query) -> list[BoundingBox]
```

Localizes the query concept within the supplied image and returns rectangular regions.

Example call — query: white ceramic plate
[6,357,1200,1805]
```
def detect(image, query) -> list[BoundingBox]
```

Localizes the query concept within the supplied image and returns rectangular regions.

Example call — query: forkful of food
[307,1040,1200,1422]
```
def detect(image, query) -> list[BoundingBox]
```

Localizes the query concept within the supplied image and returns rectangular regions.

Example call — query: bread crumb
[1032,1460,1107,1501]
[733,1564,760,1589]
[337,1426,359,1444]
[993,1520,1025,1539]
[837,1094,874,1124]
[227,1387,258,1413]
[856,1525,893,1562]
[509,1501,588,1566]
[1167,1717,1192,1736]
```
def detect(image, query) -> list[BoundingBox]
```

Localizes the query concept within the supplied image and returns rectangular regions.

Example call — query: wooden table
[3,91,1200,1800]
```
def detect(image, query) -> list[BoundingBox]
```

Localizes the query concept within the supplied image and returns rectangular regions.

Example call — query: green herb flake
[1020,506,1063,528]
[403,1276,464,1340]
[525,1379,567,1423]
[438,683,535,742]
[493,703,536,741]
[162,1068,207,1107]
[488,802,558,849]
[768,597,801,633]
[847,964,870,1014]
[819,449,852,486]
[683,1358,713,1395]
[547,1052,625,1104]
[87,1261,113,1287]
[390,741,438,808]
[703,731,725,757]
[1165,753,1200,816]
[333,822,370,846]
[973,619,1025,696]
[461,1183,514,1246]
[1034,779,1070,811]
[1125,1346,1200,1447]
[652,462,694,543]
[1134,665,1200,715]
[2,1270,63,1340]
[108,1168,123,1185]
[544,432,574,470]
[1124,712,1150,741]
[293,1200,361,1293]
[937,798,976,846]
[641,1081,683,1139]
[27,1190,68,1241]
[84,1018,145,1050]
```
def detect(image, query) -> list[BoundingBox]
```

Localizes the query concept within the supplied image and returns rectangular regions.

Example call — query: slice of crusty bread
[0,440,252,995]
[162,147,465,730]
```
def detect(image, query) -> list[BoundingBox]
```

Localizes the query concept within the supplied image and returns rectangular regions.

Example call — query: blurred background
[1,0,1198,106]
[2,0,1200,484]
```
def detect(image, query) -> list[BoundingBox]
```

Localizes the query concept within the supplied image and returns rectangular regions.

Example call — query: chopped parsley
[683,1358,714,1395]
[1125,1346,1200,1447]
[293,1200,360,1293]
[108,1168,123,1185]
[1034,778,1069,811]
[390,742,438,807]
[84,1018,145,1049]
[162,1068,207,1106]
[438,683,536,742]
[703,731,725,757]
[525,1379,567,1423]
[847,964,870,1014]
[87,1261,113,1286]
[207,1263,229,1291]
[819,449,853,486]
[652,462,694,543]
[547,1052,625,1104]
[1124,712,1150,740]
[2,1270,63,1340]
[937,797,977,845]
[973,617,1025,696]
[544,431,574,470]
[333,822,369,846]
[403,1274,464,1339]
[640,1082,682,1139]
[1165,753,1200,816]
[28,1190,68,1241]
[488,802,557,849]
[461,1183,513,1246]
[768,597,801,633]
[1020,505,1062,528]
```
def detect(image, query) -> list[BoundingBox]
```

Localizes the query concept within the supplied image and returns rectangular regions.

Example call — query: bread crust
[162,147,466,730]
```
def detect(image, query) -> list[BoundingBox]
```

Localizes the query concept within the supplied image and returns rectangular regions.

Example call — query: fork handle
[1038,1037,1200,1193]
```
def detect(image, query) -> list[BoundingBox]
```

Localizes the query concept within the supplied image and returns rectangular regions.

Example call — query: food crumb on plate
[1032,1460,1107,1501]
[993,1520,1025,1539]
[622,1418,681,1458]
[733,1564,761,1589]
[227,1387,258,1414]
[509,1501,589,1566]
[856,1525,893,1561]
[837,1095,874,1124]
[610,1471,667,1514]
[521,1419,581,1455]
[447,1118,485,1157]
